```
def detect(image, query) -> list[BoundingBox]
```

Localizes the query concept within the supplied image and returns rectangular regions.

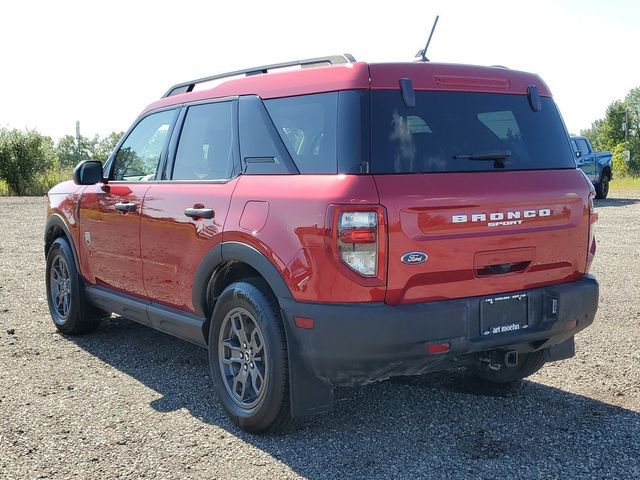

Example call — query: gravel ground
[1,193,639,479]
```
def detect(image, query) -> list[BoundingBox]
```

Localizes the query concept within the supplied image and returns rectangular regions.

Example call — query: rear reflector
[427,342,450,354]
[294,316,314,329]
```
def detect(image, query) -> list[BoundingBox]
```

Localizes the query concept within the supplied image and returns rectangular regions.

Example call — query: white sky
[1,0,638,140]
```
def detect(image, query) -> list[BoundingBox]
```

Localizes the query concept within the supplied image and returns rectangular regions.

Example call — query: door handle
[184,207,215,219]
[115,202,137,213]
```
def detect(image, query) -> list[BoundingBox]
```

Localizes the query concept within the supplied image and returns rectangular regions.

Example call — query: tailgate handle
[476,261,530,277]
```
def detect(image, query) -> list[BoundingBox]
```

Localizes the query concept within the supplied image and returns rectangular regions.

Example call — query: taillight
[586,192,598,272]
[338,211,379,277]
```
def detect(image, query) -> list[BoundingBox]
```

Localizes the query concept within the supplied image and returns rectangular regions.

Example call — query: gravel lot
[1,193,639,479]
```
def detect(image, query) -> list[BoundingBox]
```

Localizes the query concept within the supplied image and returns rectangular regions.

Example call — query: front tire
[208,279,293,433]
[45,237,101,334]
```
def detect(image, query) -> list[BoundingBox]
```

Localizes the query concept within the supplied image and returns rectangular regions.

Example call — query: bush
[0,129,57,195]
[610,144,631,178]
[0,168,72,196]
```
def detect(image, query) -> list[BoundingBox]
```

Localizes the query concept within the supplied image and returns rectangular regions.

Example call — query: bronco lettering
[452,208,552,224]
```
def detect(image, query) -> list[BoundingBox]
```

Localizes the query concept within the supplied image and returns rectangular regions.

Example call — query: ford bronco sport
[45,54,599,433]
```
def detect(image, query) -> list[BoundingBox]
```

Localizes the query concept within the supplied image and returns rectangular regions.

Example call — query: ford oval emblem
[401,251,428,265]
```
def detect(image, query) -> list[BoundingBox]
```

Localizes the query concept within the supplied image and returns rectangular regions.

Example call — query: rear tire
[208,279,294,433]
[595,174,610,199]
[468,350,546,384]
[45,237,102,334]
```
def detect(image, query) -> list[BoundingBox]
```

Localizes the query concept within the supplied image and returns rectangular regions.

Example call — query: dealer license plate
[480,293,528,336]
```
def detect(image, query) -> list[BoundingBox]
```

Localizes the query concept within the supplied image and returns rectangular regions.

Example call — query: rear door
[369,90,591,305]
[141,99,239,312]
[79,109,176,296]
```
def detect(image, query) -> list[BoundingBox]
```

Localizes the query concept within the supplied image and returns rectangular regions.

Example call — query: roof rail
[162,53,357,98]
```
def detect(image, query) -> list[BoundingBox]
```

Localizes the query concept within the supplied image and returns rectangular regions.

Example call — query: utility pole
[75,121,81,163]
[621,109,630,164]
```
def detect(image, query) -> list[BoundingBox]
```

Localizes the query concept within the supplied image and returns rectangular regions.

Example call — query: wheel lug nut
[243,364,248,370]
[243,342,247,348]
[250,362,254,369]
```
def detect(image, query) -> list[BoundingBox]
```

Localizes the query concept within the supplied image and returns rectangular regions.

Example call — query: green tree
[0,129,57,195]
[55,131,123,166]
[580,87,640,176]
[56,135,79,167]
[94,131,124,162]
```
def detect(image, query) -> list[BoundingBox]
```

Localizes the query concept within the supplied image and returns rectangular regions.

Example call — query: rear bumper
[280,275,598,416]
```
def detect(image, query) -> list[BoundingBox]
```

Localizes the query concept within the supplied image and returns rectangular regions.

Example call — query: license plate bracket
[480,293,528,336]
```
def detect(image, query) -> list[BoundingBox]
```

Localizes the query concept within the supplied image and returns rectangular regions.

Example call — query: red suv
[45,54,599,433]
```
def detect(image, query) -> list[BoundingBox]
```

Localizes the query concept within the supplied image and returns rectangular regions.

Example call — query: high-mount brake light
[337,211,379,277]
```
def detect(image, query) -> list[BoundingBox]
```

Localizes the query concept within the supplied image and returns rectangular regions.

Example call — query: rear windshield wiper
[453,150,512,161]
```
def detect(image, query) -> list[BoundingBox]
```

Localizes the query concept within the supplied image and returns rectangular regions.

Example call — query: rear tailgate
[367,78,590,305]
[376,170,590,304]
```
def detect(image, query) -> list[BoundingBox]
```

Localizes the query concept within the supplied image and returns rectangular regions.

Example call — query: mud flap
[280,307,335,418]
[545,336,575,362]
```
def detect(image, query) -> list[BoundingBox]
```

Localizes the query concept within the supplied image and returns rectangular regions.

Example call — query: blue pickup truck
[571,136,613,199]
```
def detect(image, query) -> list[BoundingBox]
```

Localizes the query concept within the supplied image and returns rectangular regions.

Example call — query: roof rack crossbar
[162,53,356,98]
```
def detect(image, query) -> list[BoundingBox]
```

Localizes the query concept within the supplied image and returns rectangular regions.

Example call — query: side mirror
[73,160,104,185]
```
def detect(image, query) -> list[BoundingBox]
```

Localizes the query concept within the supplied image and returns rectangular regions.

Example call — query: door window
[111,110,175,181]
[575,139,590,157]
[172,102,236,180]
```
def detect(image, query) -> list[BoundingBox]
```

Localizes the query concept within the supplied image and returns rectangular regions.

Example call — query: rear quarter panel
[225,175,383,302]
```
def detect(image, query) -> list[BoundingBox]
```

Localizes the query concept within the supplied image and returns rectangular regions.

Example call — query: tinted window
[112,110,175,181]
[575,139,590,156]
[172,102,236,180]
[336,90,370,174]
[238,96,294,174]
[370,91,574,173]
[265,93,338,173]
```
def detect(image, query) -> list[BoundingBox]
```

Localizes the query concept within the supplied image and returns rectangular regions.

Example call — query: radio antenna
[415,15,439,62]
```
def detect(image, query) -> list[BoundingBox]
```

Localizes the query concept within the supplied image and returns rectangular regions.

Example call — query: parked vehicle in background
[44,54,600,433]
[571,135,612,199]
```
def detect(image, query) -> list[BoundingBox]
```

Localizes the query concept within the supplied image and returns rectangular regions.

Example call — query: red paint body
[46,61,595,317]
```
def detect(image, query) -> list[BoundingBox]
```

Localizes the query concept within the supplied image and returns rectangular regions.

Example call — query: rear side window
[172,102,236,180]
[265,93,338,173]
[370,91,574,173]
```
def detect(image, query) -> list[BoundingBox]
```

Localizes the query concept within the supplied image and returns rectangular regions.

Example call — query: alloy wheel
[218,307,268,409]
[50,255,71,323]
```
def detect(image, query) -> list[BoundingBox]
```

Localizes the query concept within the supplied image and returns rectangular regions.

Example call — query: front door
[79,109,177,297]
[141,100,239,312]
[575,138,595,181]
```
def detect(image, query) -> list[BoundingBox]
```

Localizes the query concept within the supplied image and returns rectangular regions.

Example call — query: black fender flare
[191,241,332,418]
[44,214,80,267]
[191,241,293,319]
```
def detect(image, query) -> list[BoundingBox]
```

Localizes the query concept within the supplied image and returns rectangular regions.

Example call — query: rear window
[370,91,574,173]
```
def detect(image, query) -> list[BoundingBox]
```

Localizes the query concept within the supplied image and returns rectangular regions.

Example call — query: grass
[610,176,640,192]
[1,170,639,196]
[0,168,72,196]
